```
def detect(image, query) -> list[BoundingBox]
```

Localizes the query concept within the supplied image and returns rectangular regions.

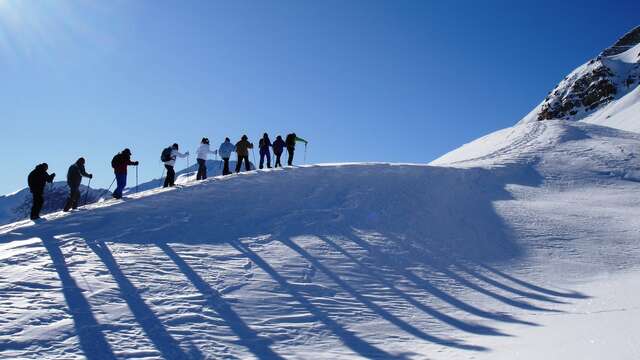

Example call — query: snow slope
[2,120,640,359]
[131,159,254,194]
[0,182,110,226]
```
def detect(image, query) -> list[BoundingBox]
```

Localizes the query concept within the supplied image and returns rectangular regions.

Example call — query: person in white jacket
[163,143,189,188]
[196,137,217,180]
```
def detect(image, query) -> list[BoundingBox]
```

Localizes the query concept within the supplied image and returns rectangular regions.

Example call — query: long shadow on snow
[40,234,117,360]
[341,233,538,326]
[478,264,589,299]
[86,240,201,359]
[381,233,563,313]
[273,236,488,351]
[315,235,509,336]
[228,238,418,359]
[0,163,589,355]
[157,242,286,360]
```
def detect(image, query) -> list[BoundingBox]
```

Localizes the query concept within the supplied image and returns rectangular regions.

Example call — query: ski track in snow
[1,121,640,359]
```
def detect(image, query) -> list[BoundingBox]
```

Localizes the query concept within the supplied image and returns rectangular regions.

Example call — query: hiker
[196,137,217,180]
[63,158,93,212]
[234,135,253,173]
[27,163,55,220]
[161,143,189,187]
[111,148,139,199]
[258,133,272,169]
[285,133,308,166]
[272,135,285,168]
[218,137,235,175]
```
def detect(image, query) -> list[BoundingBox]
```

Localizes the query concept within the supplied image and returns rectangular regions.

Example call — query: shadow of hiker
[87,240,201,360]
[40,234,117,360]
[357,232,564,313]
[341,233,539,326]
[156,242,285,360]
[228,238,416,360]
[273,236,488,351]
[317,235,509,336]
[478,264,590,299]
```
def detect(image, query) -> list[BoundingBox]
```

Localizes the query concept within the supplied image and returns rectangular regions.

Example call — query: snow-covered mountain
[519,25,640,132]
[0,182,110,225]
[2,118,640,358]
[3,27,640,360]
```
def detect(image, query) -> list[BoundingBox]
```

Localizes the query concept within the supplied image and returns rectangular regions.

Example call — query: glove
[89,174,93,179]
[134,161,139,166]
[51,173,56,179]
[185,152,190,156]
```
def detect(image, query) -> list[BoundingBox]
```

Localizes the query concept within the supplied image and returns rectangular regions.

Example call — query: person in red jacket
[111,148,138,199]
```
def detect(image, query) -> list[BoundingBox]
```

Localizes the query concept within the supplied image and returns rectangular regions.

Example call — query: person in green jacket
[285,133,308,166]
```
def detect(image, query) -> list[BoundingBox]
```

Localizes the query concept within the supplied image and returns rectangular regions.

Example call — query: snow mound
[2,121,640,358]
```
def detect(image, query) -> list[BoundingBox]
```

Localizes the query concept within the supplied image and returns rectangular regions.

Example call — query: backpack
[161,147,173,162]
[111,154,121,169]
[286,134,295,147]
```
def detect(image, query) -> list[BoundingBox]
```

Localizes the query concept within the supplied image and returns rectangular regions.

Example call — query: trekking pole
[159,168,165,187]
[83,178,92,206]
[135,165,139,194]
[304,143,308,164]
[251,148,256,170]
[97,177,116,199]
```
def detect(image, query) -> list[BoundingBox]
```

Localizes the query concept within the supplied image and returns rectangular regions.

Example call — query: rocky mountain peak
[601,25,640,57]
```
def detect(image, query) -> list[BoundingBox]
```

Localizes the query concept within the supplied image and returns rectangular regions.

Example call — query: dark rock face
[538,65,617,120]
[534,26,640,122]
[601,26,640,57]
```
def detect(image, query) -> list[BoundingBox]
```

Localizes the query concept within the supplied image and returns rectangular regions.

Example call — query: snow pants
[164,165,176,187]
[196,159,207,180]
[274,152,283,168]
[222,157,231,175]
[287,147,295,166]
[30,191,44,220]
[64,185,81,211]
[259,149,271,169]
[235,155,251,173]
[113,173,127,199]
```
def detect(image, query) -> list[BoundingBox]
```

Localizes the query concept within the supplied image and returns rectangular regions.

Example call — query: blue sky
[1,0,638,194]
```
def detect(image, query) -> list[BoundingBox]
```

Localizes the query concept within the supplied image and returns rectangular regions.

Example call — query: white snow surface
[2,121,640,359]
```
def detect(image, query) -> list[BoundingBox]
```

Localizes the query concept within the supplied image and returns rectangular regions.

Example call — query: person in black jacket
[27,163,56,220]
[272,135,285,168]
[63,157,93,212]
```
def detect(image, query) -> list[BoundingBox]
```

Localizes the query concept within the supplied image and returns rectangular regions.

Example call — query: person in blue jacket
[218,137,235,175]
[258,133,272,169]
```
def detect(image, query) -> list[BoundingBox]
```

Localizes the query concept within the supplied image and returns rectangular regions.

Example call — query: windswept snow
[2,120,640,359]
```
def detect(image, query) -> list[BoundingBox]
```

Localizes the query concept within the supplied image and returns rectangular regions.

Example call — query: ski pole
[135,165,139,194]
[83,178,92,206]
[304,143,307,164]
[97,177,116,199]
[251,148,256,170]
[159,168,165,187]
